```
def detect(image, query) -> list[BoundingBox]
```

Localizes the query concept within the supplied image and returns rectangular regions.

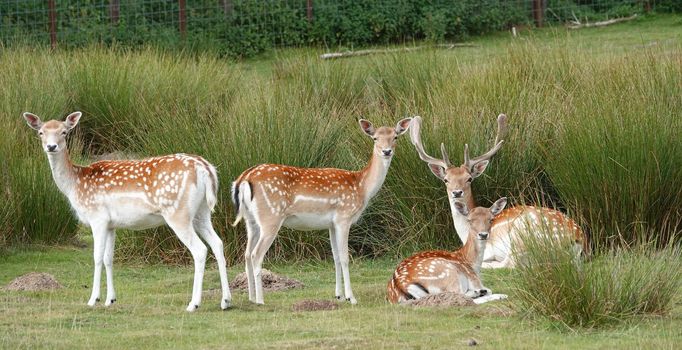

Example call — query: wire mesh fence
[0,1,676,56]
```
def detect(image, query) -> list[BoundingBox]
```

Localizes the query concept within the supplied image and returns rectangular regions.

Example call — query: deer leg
[333,220,356,304]
[250,220,282,305]
[103,229,117,306]
[328,226,343,300]
[167,216,208,312]
[244,219,260,302]
[88,223,108,307]
[194,207,232,310]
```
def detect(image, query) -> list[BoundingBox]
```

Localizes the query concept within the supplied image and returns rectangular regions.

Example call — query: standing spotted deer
[387,198,508,304]
[23,112,231,312]
[409,115,587,268]
[232,118,412,304]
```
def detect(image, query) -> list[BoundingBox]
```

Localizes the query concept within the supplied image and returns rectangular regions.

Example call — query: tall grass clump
[0,48,79,246]
[512,228,682,329]
[539,48,682,247]
[2,31,680,262]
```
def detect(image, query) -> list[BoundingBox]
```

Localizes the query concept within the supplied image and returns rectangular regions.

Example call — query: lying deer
[232,118,412,304]
[387,198,508,304]
[23,112,231,312]
[409,114,587,268]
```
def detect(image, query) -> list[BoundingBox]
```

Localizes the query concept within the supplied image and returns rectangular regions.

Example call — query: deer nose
[382,149,393,156]
[478,232,489,240]
[452,190,463,198]
[46,144,57,152]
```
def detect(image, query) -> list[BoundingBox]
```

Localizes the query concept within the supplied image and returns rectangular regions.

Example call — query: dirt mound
[229,269,304,292]
[403,292,476,307]
[292,299,339,312]
[5,272,62,291]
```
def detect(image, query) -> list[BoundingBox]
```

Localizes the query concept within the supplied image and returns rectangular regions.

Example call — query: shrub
[511,228,682,328]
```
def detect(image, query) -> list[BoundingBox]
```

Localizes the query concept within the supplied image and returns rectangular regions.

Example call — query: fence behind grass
[1,1,677,56]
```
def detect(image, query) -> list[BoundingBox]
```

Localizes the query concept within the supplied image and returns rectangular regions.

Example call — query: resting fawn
[387,198,508,304]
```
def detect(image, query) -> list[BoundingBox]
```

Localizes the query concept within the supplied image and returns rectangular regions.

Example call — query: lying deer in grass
[387,198,508,304]
[23,112,231,312]
[409,114,587,268]
[232,118,412,305]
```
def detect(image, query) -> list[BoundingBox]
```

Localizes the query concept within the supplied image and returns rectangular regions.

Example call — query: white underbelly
[100,196,166,230]
[282,212,334,231]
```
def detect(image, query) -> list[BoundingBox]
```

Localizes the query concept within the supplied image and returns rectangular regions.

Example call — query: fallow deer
[231,118,412,304]
[23,112,231,312]
[409,114,586,268]
[387,198,508,304]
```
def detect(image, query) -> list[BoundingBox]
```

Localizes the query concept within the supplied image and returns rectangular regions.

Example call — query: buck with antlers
[232,118,412,304]
[409,114,586,268]
[387,198,509,304]
[23,112,231,312]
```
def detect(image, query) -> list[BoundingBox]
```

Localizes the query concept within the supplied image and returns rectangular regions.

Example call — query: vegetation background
[0,2,680,341]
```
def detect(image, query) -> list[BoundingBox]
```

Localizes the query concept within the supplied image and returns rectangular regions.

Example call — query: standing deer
[23,112,231,312]
[232,117,412,304]
[387,198,508,304]
[409,114,586,268]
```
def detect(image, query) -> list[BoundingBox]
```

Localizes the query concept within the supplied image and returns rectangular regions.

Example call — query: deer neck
[359,149,391,203]
[46,150,79,197]
[459,234,485,275]
[449,191,476,245]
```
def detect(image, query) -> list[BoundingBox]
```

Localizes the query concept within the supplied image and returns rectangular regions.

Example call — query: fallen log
[320,43,476,60]
[568,14,638,29]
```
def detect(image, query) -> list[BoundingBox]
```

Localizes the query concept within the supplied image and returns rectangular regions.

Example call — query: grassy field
[1,244,681,349]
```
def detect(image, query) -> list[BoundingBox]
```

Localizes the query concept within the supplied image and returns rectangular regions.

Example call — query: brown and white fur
[409,114,587,269]
[387,198,508,304]
[23,112,231,312]
[232,118,412,305]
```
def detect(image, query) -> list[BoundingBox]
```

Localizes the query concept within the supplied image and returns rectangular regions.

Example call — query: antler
[464,113,507,168]
[409,116,449,168]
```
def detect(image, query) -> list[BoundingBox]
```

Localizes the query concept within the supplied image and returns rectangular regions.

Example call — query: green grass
[1,244,681,349]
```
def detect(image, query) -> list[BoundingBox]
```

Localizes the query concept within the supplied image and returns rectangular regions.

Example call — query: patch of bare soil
[470,304,515,317]
[229,269,304,292]
[5,272,62,291]
[291,299,339,312]
[403,292,476,307]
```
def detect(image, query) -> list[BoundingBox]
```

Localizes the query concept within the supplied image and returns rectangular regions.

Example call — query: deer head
[359,118,412,159]
[409,114,506,201]
[23,112,82,154]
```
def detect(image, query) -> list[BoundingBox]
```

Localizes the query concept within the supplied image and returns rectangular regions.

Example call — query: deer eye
[466,177,473,183]
[38,131,44,136]
[443,179,449,184]
[393,136,398,140]
[61,131,67,136]
[372,137,377,141]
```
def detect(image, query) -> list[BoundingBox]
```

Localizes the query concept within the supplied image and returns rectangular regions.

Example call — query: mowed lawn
[1,244,680,349]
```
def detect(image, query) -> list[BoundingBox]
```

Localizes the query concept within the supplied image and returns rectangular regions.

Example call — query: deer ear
[23,112,43,131]
[470,160,490,178]
[454,202,469,216]
[395,118,412,136]
[490,197,508,216]
[64,111,82,130]
[428,163,447,180]
[358,119,375,137]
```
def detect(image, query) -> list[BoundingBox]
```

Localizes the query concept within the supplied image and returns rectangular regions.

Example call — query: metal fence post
[179,0,187,38]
